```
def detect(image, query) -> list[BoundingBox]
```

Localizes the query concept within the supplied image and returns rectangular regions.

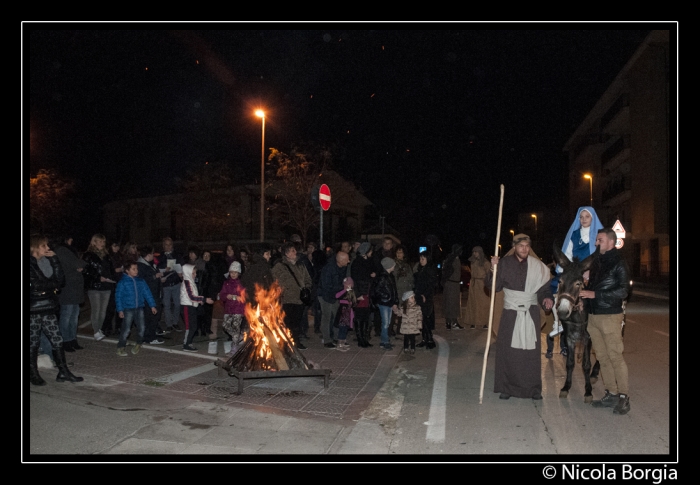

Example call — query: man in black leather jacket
[581,228,631,415]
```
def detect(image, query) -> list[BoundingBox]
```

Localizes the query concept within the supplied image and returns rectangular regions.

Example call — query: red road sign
[319,184,331,211]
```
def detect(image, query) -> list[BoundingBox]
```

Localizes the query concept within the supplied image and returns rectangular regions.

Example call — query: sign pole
[320,207,323,253]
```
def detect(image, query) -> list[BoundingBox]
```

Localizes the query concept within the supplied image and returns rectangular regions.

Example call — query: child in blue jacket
[115,262,157,356]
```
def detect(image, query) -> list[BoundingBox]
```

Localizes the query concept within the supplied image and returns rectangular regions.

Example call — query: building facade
[563,30,671,285]
[102,170,374,252]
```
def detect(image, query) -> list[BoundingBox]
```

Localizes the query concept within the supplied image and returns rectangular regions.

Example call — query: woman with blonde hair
[29,234,83,385]
[82,234,116,341]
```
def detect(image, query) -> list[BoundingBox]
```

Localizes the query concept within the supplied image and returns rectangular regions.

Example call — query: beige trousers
[587,312,628,395]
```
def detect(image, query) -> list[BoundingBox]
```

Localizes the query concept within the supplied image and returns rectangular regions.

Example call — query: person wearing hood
[549,206,604,344]
[441,243,465,330]
[465,246,491,330]
[180,263,213,352]
[217,261,246,355]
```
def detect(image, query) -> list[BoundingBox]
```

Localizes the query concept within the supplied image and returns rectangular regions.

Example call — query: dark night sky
[25,23,664,250]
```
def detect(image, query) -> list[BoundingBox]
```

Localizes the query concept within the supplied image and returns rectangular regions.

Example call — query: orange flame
[240,282,294,369]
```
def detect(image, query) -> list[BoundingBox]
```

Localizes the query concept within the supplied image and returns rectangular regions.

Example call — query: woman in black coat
[29,234,83,385]
[82,234,117,341]
[413,250,438,348]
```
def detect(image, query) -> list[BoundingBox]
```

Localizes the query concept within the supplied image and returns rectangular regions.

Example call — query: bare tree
[29,169,76,235]
[268,147,357,244]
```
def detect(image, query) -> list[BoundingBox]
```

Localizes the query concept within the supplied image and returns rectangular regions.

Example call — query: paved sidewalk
[73,320,402,421]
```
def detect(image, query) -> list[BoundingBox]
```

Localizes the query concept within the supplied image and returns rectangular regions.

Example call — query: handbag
[283,264,312,306]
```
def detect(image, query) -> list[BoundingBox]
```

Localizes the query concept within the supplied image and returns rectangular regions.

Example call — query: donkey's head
[553,242,597,320]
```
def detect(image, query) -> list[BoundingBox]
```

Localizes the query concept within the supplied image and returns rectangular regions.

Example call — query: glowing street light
[531,214,538,242]
[256,109,265,242]
[509,229,515,239]
[583,174,593,206]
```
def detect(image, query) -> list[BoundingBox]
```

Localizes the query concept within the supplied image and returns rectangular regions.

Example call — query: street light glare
[255,109,265,118]
[584,174,592,180]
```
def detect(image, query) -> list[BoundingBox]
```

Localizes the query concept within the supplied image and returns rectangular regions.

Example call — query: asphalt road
[25,295,673,463]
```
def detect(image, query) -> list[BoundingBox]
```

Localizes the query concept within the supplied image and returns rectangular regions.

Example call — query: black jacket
[587,248,630,315]
[373,270,398,306]
[29,255,65,315]
[82,251,116,292]
[137,258,162,304]
[350,255,375,297]
[414,263,438,304]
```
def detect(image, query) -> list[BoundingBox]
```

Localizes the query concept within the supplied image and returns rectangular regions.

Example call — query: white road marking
[425,334,449,443]
[154,363,218,384]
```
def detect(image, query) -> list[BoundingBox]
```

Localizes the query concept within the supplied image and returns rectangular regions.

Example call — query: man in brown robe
[465,246,491,329]
[485,234,553,400]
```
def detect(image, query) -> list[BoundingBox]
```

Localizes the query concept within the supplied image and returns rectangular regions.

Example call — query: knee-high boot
[362,319,373,347]
[29,346,46,386]
[356,321,365,347]
[52,346,84,383]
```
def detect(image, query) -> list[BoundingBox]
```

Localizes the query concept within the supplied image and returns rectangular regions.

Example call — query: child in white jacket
[180,264,213,352]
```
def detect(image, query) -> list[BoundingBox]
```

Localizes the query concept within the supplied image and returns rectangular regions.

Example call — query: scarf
[503,255,551,350]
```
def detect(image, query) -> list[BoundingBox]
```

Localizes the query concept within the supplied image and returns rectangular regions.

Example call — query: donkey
[552,242,600,403]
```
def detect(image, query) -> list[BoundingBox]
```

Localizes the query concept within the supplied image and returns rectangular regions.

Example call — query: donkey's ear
[552,241,570,268]
[580,247,599,272]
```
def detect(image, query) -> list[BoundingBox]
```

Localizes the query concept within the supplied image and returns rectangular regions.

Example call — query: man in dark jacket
[317,251,349,348]
[157,237,184,332]
[137,245,164,344]
[581,228,631,415]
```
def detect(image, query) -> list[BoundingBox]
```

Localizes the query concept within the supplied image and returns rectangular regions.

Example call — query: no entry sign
[319,184,331,211]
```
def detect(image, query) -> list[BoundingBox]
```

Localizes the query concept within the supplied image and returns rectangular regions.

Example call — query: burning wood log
[219,282,310,374]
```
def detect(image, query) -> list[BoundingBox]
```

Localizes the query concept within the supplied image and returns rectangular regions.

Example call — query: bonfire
[220,282,310,373]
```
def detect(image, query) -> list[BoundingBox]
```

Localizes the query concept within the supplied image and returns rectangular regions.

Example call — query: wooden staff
[479,184,504,404]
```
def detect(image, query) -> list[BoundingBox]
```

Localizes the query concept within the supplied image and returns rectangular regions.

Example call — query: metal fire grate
[226,368,332,395]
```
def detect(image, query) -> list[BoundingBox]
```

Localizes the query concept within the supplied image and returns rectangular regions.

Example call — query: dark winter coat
[350,255,375,298]
[318,259,346,303]
[137,257,162,305]
[29,255,65,315]
[413,262,438,304]
[586,248,630,315]
[55,244,85,305]
[373,270,399,307]
[82,251,116,292]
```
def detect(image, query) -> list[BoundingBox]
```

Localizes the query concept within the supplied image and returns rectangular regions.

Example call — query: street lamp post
[531,214,538,252]
[509,229,515,240]
[256,110,265,242]
[584,174,593,206]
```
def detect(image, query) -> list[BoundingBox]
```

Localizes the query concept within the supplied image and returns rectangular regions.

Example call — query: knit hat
[343,276,354,288]
[357,242,371,256]
[381,257,395,271]
[402,290,415,301]
[228,261,242,273]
